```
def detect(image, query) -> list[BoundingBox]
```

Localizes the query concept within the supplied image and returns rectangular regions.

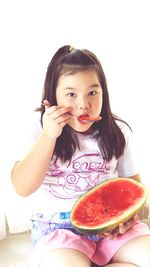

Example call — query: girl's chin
[68,123,93,134]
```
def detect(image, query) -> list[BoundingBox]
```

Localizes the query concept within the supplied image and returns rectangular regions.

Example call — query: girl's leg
[109,235,150,267]
[105,264,138,266]
[40,248,91,267]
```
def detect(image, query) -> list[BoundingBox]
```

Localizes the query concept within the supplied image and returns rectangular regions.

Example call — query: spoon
[78,115,102,123]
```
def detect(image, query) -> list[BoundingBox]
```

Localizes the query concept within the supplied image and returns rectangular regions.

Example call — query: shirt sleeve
[116,123,140,177]
[14,111,42,161]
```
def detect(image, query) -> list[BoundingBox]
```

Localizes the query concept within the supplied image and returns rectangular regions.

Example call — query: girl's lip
[68,114,101,122]
[78,115,102,123]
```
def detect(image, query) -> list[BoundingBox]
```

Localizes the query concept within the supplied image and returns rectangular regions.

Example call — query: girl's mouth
[67,113,102,123]
[78,115,102,123]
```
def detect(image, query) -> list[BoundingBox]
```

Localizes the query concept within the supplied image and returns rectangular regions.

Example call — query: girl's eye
[88,91,97,96]
[67,92,76,97]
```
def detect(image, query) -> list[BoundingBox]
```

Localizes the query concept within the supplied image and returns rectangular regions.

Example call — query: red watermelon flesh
[71,178,148,233]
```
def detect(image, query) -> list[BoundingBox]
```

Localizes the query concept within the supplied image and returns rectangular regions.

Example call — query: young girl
[11,45,150,267]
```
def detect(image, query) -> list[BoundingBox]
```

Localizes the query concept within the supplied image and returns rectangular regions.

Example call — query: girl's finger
[43,105,63,116]
[102,232,114,239]
[119,223,126,234]
[57,114,72,125]
[44,105,72,117]
[133,214,139,221]
[43,99,50,107]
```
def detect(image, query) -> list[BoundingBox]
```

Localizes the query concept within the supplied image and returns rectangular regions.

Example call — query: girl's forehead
[58,69,99,83]
[56,70,101,91]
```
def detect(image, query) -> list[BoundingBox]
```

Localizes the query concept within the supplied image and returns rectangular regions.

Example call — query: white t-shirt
[16,112,139,218]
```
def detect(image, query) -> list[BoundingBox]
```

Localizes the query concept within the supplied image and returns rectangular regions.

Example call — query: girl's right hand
[42,100,72,139]
[99,214,139,240]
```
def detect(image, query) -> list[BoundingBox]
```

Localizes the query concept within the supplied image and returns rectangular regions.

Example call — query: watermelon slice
[70,178,148,234]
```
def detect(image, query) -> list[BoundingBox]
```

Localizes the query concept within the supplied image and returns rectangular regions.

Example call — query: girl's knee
[112,235,150,267]
[40,248,91,267]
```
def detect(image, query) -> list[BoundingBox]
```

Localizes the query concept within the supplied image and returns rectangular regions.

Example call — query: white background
[0,0,150,188]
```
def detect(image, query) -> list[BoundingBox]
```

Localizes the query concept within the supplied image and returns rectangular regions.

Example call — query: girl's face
[56,70,103,133]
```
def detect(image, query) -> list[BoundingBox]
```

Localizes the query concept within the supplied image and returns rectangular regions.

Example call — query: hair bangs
[57,48,99,77]
[58,63,99,77]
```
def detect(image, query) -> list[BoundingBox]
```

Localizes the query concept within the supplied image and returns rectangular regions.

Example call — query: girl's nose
[78,96,90,110]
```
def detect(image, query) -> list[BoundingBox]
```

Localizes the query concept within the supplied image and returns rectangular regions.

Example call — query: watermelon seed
[104,208,108,213]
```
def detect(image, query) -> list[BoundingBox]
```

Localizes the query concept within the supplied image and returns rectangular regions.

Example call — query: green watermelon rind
[70,178,148,234]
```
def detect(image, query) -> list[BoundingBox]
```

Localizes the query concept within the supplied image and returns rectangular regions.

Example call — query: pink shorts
[29,222,150,266]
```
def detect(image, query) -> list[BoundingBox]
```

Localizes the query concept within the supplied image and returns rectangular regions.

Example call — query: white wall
[0,0,150,187]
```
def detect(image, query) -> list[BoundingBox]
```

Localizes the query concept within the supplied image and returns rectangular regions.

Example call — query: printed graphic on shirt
[43,153,111,199]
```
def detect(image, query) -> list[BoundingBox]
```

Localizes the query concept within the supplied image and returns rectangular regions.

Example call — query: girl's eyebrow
[63,84,101,91]
[63,87,77,91]
[88,84,101,89]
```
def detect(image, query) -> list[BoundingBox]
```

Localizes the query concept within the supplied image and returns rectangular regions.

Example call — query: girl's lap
[34,236,150,267]
[29,222,150,267]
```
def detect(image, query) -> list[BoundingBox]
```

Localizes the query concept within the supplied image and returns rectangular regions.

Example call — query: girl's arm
[118,174,141,183]
[11,133,57,196]
[129,173,141,182]
[11,103,72,197]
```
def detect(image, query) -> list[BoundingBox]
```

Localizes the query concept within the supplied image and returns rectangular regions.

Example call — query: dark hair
[38,45,130,162]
